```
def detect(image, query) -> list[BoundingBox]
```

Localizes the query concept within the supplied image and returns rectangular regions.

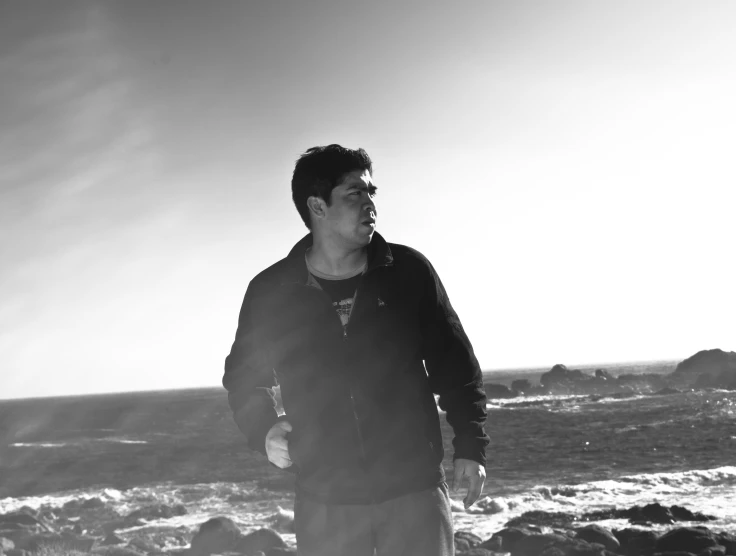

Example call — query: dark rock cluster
[1,499,733,556]
[484,349,736,399]
[453,507,734,556]
[0,501,295,556]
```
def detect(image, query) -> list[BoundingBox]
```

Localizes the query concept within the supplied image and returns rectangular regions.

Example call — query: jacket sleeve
[420,259,490,466]
[223,279,280,457]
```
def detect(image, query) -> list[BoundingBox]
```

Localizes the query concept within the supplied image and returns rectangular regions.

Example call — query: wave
[9,442,67,448]
[8,438,148,448]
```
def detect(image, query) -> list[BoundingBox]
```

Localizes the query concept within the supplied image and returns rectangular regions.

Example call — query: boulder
[455,531,483,548]
[538,538,606,556]
[491,528,535,553]
[541,365,589,388]
[1,537,15,552]
[234,528,286,555]
[575,525,620,552]
[455,537,471,553]
[514,532,569,556]
[512,379,533,393]
[127,537,160,553]
[700,547,727,556]
[102,533,125,546]
[715,532,736,555]
[614,528,660,556]
[655,528,718,554]
[628,503,675,524]
[595,369,614,381]
[672,349,736,380]
[189,517,242,556]
[0,512,54,539]
[654,387,681,395]
[670,506,715,522]
[485,383,517,399]
[478,536,503,551]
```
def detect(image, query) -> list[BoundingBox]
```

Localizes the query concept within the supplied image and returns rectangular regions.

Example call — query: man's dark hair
[291,144,373,229]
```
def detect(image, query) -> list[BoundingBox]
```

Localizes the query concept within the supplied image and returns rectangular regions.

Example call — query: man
[223,144,489,556]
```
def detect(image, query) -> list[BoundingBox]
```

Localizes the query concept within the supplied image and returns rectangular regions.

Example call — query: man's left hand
[451,458,486,509]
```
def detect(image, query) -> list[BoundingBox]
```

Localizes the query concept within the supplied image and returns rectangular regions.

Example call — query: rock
[128,537,160,553]
[506,511,577,529]
[541,365,588,388]
[234,528,286,555]
[614,528,660,556]
[512,379,533,393]
[478,536,503,551]
[670,506,715,522]
[595,369,614,381]
[514,532,569,556]
[491,528,534,553]
[628,503,675,524]
[456,531,483,548]
[1,537,15,552]
[102,534,125,546]
[455,537,471,553]
[700,547,727,556]
[538,538,605,556]
[672,349,736,379]
[0,512,54,538]
[189,517,242,556]
[653,387,680,395]
[575,525,620,552]
[715,533,736,555]
[485,383,517,399]
[62,497,106,514]
[655,528,718,554]
[473,496,507,514]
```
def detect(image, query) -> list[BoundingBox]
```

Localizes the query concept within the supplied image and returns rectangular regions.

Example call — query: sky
[1,0,735,399]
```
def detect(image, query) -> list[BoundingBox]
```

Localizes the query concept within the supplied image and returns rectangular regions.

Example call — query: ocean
[1,362,735,548]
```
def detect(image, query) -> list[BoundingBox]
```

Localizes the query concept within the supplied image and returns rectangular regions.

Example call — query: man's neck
[307,235,368,277]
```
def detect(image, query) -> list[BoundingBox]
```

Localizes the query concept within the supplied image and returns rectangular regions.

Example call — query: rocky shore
[483,349,736,399]
[1,499,734,556]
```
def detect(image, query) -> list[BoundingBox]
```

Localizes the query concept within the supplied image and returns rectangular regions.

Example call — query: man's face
[320,169,377,248]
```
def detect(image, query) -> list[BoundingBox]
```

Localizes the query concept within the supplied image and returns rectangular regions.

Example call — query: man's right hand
[265,420,292,468]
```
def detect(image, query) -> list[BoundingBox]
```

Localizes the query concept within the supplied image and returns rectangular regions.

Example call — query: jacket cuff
[452,434,489,467]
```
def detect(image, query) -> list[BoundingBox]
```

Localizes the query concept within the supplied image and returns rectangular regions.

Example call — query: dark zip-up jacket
[223,232,489,504]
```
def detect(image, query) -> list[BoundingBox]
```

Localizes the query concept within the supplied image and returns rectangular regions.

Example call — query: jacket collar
[281,231,394,285]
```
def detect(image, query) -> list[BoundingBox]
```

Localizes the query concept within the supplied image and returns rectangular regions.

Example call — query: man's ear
[307,196,327,221]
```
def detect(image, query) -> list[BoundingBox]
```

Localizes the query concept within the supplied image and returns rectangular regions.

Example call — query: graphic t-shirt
[305,254,366,330]
[312,273,362,328]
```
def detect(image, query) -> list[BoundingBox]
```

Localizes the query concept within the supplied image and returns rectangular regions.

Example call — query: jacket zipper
[343,288,368,463]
